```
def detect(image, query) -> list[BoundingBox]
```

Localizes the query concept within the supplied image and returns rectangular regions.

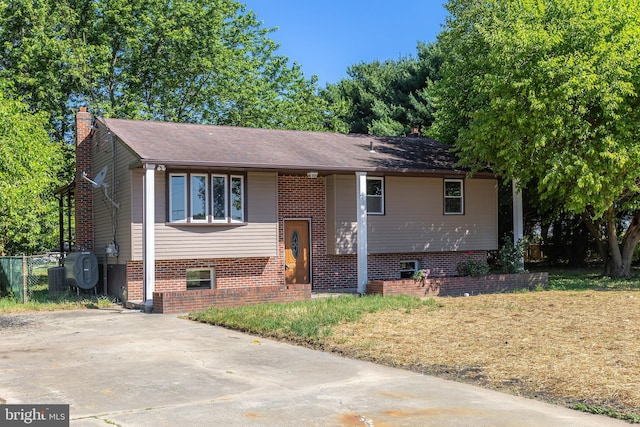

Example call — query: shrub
[456,258,490,276]
[412,268,430,282]
[499,237,528,273]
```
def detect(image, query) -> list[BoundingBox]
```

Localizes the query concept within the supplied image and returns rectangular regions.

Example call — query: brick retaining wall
[153,283,311,314]
[367,272,548,298]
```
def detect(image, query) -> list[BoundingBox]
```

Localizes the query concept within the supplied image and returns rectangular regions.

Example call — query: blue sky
[242,1,449,87]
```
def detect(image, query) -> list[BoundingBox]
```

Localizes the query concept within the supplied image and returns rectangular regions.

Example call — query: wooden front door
[285,220,310,284]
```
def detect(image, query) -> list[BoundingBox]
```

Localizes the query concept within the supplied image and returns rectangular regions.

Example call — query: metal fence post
[22,255,27,304]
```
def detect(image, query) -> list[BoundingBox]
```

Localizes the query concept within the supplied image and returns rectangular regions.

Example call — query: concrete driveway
[0,309,629,427]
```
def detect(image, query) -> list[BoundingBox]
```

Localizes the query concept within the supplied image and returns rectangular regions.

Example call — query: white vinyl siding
[131,172,277,260]
[327,175,498,254]
[92,125,137,262]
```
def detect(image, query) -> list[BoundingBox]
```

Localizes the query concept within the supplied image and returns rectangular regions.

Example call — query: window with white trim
[186,269,215,289]
[230,175,245,222]
[191,174,208,222]
[444,179,464,214]
[169,173,187,222]
[366,177,384,214]
[400,260,419,279]
[168,172,245,223]
[211,175,228,222]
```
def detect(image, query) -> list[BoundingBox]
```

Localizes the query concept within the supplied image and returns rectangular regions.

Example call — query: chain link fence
[0,254,61,302]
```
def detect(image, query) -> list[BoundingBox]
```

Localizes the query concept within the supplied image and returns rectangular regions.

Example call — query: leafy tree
[0,0,333,138]
[0,89,64,255]
[322,42,441,136]
[431,0,640,276]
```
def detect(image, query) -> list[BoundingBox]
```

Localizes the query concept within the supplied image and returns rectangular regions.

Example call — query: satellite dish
[92,166,108,188]
[81,165,119,209]
[81,166,108,188]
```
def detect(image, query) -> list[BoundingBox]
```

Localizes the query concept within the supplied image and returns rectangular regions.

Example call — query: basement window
[186,269,215,289]
[400,261,419,279]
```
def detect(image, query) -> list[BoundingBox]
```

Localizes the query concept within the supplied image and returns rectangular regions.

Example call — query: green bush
[456,258,490,276]
[499,237,528,274]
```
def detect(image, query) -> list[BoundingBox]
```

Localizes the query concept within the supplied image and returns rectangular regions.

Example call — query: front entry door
[285,220,310,284]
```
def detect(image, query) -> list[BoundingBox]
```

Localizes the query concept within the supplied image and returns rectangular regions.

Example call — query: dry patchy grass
[323,290,640,419]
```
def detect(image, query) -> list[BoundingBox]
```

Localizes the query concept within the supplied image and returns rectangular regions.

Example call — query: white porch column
[512,179,524,266]
[143,164,156,308]
[356,172,368,294]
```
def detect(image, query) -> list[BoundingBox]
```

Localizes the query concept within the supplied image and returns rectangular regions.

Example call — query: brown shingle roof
[97,117,476,175]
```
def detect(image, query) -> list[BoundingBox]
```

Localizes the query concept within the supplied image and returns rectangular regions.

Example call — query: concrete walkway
[0,309,629,426]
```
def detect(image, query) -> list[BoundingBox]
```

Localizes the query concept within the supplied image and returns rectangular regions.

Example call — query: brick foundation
[153,284,311,314]
[367,272,548,297]
[125,256,282,302]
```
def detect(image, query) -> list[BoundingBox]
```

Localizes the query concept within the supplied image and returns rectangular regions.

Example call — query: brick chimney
[75,107,94,251]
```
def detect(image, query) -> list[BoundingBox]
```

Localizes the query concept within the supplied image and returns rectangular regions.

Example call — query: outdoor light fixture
[306,171,318,179]
[156,164,166,172]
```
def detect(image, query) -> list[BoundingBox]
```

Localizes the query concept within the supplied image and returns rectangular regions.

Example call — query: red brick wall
[153,284,311,314]
[278,174,332,287]
[126,256,282,302]
[367,272,549,297]
[277,174,491,291]
[75,107,93,251]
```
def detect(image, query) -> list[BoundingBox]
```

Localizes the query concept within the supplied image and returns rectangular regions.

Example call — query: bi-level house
[70,108,500,313]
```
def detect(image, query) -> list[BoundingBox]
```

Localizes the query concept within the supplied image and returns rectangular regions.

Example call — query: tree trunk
[598,210,640,277]
[581,212,610,272]
[580,208,640,277]
[619,213,640,277]
[603,207,626,276]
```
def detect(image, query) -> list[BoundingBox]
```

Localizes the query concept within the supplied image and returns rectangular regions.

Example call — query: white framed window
[444,179,464,214]
[191,174,208,222]
[230,175,245,222]
[168,172,246,224]
[211,175,228,222]
[186,268,215,289]
[366,177,384,215]
[167,172,246,224]
[400,260,419,279]
[169,173,187,222]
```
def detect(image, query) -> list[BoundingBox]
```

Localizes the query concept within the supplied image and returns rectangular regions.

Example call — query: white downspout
[356,172,368,294]
[512,179,524,266]
[144,164,155,311]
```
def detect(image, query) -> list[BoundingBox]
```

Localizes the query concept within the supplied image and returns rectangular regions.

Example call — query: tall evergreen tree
[322,42,441,136]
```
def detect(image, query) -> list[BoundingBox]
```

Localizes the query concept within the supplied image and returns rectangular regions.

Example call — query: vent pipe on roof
[369,141,375,153]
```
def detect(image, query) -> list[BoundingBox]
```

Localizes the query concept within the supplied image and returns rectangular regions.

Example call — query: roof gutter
[131,159,495,178]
